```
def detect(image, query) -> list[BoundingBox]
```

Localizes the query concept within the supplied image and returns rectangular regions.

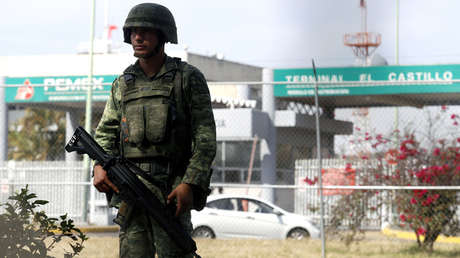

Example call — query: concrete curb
[382,226,460,244]
[77,225,120,233]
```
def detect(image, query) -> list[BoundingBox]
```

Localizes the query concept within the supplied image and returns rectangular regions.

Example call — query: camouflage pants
[115,162,195,258]
[118,202,194,258]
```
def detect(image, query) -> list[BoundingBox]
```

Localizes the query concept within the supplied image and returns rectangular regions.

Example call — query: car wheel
[287,228,310,240]
[192,226,215,239]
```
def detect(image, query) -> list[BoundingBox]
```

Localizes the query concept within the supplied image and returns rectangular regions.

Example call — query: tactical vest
[118,58,191,170]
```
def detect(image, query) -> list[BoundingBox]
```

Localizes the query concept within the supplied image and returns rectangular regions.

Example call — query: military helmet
[123,3,178,44]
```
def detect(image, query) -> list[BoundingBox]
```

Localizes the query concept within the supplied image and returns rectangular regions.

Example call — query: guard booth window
[211,140,261,184]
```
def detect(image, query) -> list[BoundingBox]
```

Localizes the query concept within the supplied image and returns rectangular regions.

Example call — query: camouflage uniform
[94,55,216,257]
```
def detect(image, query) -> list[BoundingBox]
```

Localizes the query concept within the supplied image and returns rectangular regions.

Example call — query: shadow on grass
[399,245,460,258]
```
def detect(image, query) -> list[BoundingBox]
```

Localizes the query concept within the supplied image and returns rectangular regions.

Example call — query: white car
[191,194,320,239]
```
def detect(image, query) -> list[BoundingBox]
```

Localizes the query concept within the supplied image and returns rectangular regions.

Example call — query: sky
[1,0,460,68]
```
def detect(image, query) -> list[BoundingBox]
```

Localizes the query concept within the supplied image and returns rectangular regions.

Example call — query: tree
[0,185,87,257]
[8,108,66,160]
[306,107,460,251]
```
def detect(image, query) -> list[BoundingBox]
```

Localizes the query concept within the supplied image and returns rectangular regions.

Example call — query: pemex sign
[5,75,117,103]
[274,64,460,97]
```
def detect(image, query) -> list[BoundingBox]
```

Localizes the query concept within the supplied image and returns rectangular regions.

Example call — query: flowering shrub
[306,107,460,251]
[392,141,460,251]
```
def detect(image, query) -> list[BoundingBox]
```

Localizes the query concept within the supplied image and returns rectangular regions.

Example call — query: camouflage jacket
[94,55,216,193]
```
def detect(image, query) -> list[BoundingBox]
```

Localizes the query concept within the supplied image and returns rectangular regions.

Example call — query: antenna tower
[344,0,381,66]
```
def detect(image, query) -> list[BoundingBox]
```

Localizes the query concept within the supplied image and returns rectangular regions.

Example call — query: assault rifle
[65,126,199,256]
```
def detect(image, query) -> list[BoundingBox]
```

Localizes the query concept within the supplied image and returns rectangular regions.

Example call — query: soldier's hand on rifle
[93,164,119,193]
[167,183,193,217]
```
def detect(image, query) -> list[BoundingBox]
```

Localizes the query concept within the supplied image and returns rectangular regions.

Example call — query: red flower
[422,197,433,206]
[398,154,407,160]
[442,105,447,111]
[410,197,417,204]
[400,139,417,157]
[345,163,354,173]
[303,177,318,185]
[442,164,449,172]
[413,189,427,198]
[400,214,407,222]
[451,114,457,119]
[408,149,417,156]
[433,148,441,156]
[416,227,426,236]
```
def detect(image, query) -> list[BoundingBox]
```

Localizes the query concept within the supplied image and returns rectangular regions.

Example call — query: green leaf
[33,200,49,205]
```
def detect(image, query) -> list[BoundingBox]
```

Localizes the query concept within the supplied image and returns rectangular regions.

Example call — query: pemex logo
[15,79,34,100]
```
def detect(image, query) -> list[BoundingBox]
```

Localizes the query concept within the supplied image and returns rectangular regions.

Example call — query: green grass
[50,232,460,258]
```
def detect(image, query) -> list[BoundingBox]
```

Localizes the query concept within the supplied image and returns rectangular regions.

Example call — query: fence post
[237,84,249,100]
[0,77,8,162]
[65,111,79,161]
[261,68,276,203]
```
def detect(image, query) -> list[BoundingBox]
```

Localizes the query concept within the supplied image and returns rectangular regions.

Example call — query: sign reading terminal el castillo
[274,64,460,97]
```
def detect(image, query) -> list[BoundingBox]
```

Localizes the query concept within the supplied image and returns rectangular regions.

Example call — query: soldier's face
[130,27,160,58]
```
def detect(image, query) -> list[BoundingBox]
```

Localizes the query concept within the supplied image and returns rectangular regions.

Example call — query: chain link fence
[1,77,460,253]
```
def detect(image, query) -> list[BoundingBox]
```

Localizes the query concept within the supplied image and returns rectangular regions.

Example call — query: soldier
[92,3,216,258]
